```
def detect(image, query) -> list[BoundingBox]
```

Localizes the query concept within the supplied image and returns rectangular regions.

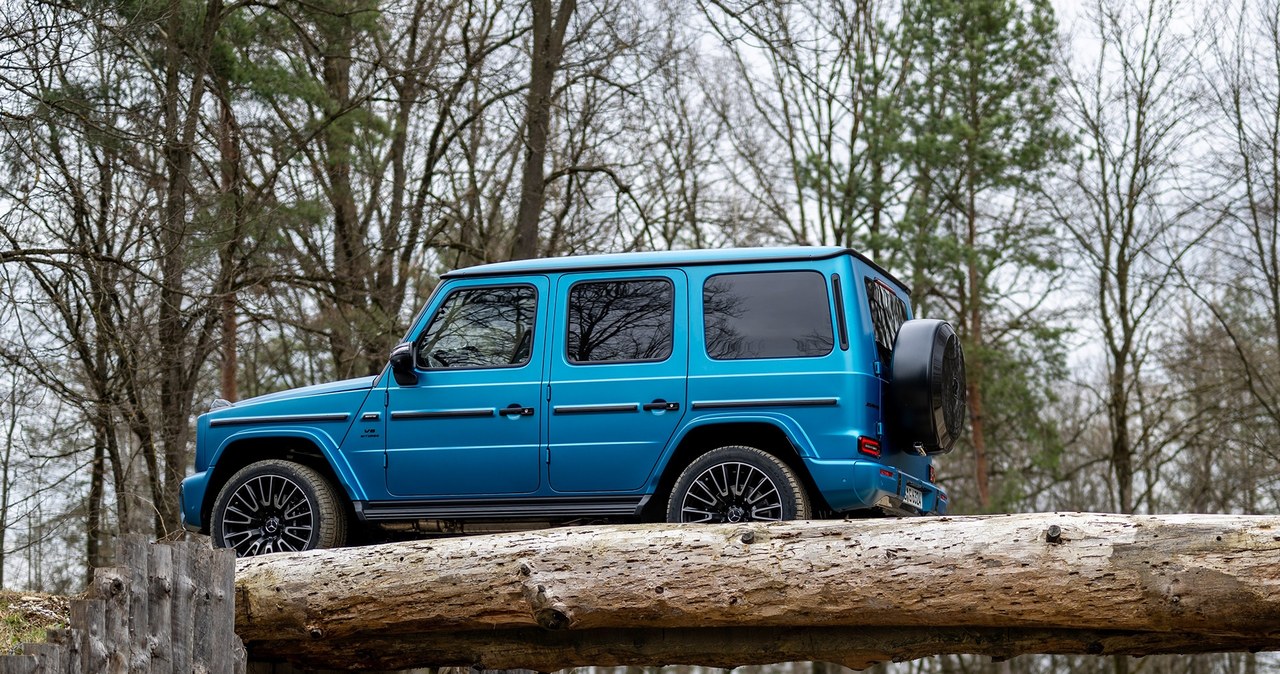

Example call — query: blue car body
[181,247,950,538]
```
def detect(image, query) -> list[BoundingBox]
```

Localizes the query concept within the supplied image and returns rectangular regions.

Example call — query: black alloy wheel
[666,445,811,523]
[211,459,346,557]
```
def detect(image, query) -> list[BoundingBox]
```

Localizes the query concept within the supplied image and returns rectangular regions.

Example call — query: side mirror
[389,341,418,386]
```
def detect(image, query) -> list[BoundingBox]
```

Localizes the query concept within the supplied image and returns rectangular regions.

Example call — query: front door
[385,277,548,497]
[547,270,688,492]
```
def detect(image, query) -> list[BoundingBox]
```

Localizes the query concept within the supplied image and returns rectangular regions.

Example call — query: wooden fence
[0,534,244,674]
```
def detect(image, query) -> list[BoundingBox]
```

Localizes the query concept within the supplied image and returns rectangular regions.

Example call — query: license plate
[903,485,924,510]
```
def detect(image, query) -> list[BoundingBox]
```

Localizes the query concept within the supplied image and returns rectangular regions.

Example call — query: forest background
[0,0,1277,671]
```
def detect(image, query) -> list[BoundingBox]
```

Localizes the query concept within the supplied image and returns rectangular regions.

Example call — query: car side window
[703,271,834,359]
[567,279,674,363]
[416,285,537,369]
[865,278,908,365]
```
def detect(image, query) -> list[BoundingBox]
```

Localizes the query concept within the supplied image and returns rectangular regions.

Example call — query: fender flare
[208,427,368,503]
[648,412,817,491]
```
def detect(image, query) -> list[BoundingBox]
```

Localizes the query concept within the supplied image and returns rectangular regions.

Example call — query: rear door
[547,270,688,492]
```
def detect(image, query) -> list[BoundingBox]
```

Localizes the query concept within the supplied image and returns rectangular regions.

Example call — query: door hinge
[546,385,552,401]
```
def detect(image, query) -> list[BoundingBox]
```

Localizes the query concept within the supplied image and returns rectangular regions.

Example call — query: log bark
[234,513,1280,670]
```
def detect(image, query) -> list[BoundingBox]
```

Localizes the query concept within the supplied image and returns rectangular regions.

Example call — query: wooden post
[0,536,244,674]
[147,544,173,673]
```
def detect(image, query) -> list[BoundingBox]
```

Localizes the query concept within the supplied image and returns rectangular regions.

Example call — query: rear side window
[567,279,674,363]
[865,278,908,364]
[704,271,834,359]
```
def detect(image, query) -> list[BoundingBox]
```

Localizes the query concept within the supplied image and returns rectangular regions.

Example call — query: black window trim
[565,275,676,366]
[415,282,540,372]
[832,273,849,351]
[703,269,836,361]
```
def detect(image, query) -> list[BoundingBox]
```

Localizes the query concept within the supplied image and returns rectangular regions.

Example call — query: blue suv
[181,247,966,556]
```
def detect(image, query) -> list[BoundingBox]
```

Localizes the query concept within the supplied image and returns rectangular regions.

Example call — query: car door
[385,277,548,496]
[547,269,688,492]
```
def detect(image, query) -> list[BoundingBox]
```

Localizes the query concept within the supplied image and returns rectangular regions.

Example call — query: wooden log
[234,513,1280,669]
[96,567,130,674]
[191,546,215,671]
[19,642,67,674]
[245,625,1280,672]
[207,546,242,674]
[46,628,82,674]
[147,544,174,674]
[0,655,38,674]
[69,599,107,673]
[169,543,195,674]
[121,536,150,673]
[0,539,245,674]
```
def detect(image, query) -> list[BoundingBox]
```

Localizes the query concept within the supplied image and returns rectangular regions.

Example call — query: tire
[665,446,812,523]
[211,459,347,557]
[888,319,967,455]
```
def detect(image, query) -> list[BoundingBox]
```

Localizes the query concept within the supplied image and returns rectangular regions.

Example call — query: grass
[0,591,69,655]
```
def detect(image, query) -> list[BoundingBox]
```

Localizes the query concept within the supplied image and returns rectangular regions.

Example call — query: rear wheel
[666,446,811,523]
[211,459,347,557]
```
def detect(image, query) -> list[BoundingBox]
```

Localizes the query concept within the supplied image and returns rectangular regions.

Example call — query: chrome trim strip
[390,408,496,420]
[690,398,839,410]
[209,412,350,428]
[552,403,639,415]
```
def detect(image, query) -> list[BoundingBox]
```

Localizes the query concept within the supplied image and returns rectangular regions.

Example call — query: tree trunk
[156,0,221,535]
[510,0,575,260]
[236,513,1280,670]
[966,167,990,509]
[216,72,242,403]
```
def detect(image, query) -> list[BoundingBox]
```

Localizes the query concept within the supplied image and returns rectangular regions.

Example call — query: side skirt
[354,495,651,522]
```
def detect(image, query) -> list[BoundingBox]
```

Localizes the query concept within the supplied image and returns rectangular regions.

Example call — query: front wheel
[666,446,811,523]
[211,459,347,557]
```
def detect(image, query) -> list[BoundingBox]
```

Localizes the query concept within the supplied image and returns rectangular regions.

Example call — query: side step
[355,495,649,522]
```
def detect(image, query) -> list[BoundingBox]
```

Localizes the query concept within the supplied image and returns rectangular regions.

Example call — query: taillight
[929,463,936,483]
[858,436,881,458]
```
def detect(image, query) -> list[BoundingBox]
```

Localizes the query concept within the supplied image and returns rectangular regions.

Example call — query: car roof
[442,246,908,291]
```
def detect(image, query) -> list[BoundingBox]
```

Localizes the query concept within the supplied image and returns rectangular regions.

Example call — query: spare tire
[888,319,967,455]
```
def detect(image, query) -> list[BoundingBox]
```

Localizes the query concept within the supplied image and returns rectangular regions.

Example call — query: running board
[355,495,649,522]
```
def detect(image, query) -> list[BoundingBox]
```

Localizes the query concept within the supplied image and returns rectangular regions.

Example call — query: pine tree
[896,0,1069,509]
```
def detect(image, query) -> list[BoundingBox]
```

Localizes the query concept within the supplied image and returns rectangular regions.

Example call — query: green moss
[0,592,69,655]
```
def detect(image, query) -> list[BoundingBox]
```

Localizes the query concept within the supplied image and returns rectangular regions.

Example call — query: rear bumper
[804,458,948,515]
[180,470,211,533]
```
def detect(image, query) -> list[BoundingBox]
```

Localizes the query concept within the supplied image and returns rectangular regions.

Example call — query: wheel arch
[202,430,360,530]
[644,416,830,519]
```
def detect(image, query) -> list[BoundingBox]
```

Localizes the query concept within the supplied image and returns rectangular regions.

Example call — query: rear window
[703,271,834,359]
[865,278,908,364]
[567,279,674,363]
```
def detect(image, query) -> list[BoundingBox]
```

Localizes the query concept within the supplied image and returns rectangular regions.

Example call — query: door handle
[503,404,535,417]
[642,400,680,412]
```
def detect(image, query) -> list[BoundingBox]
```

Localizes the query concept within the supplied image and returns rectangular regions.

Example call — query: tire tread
[212,458,347,555]
[665,445,811,522]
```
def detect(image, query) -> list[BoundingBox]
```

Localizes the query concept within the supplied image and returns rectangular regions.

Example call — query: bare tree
[698,0,907,253]
[512,0,577,259]
[1194,0,1280,458]
[1051,0,1205,515]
